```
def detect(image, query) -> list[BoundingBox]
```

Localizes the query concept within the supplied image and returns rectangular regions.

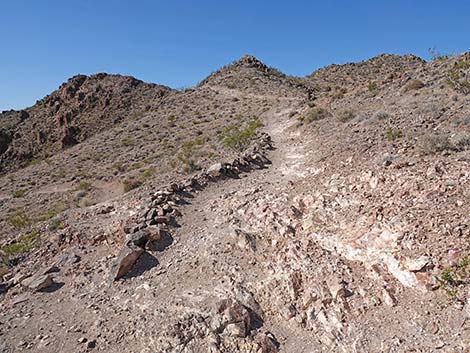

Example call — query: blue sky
[1,0,469,110]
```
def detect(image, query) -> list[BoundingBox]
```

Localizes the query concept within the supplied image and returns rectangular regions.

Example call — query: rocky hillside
[0,53,469,353]
[0,73,172,173]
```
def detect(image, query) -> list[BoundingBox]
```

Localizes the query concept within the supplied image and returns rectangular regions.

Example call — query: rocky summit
[0,53,470,353]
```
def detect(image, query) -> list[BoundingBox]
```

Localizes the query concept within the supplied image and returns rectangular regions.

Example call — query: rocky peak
[232,54,269,70]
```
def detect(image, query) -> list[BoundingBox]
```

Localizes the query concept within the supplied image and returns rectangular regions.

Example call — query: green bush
[7,210,32,229]
[1,231,40,257]
[368,81,378,94]
[220,117,263,151]
[12,189,27,198]
[385,128,403,141]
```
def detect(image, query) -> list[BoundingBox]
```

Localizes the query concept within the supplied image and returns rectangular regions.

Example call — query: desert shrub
[1,231,40,257]
[436,255,470,296]
[28,159,41,166]
[418,134,452,154]
[447,60,470,94]
[48,219,64,231]
[129,161,145,171]
[450,133,470,150]
[403,79,424,92]
[428,47,450,61]
[123,178,143,193]
[138,167,155,181]
[337,109,355,123]
[12,189,27,198]
[385,128,403,141]
[298,107,330,124]
[40,202,69,221]
[368,81,378,94]
[177,138,205,172]
[112,161,127,173]
[7,210,32,229]
[220,117,263,151]
[373,111,390,120]
[453,116,470,127]
[167,114,177,122]
[121,137,136,147]
[78,197,97,208]
[76,181,92,191]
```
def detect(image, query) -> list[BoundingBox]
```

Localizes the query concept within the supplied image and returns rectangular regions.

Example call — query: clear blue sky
[1,0,469,110]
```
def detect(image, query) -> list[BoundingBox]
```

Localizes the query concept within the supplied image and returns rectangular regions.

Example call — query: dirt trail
[2,95,467,353]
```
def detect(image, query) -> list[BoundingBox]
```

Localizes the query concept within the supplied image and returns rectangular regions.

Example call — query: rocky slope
[0,73,172,173]
[0,53,469,353]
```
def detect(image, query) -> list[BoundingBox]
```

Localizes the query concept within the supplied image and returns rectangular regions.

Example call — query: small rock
[404,256,432,272]
[382,287,397,307]
[207,163,223,177]
[22,274,55,292]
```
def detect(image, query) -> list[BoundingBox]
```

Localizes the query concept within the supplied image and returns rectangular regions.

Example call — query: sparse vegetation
[373,111,390,120]
[0,231,40,258]
[447,60,470,95]
[437,255,470,297]
[220,117,263,151]
[337,109,355,123]
[385,128,403,141]
[40,202,69,221]
[48,219,64,231]
[450,132,470,150]
[368,81,378,94]
[122,168,154,192]
[12,189,27,198]
[428,47,451,61]
[121,137,136,147]
[76,181,92,191]
[418,134,452,154]
[123,178,143,192]
[7,209,32,229]
[298,107,330,124]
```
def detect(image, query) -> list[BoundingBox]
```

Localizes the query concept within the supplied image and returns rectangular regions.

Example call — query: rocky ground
[0,53,470,352]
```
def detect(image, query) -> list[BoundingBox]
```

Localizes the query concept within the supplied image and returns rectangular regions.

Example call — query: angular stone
[207,163,223,177]
[110,230,150,281]
[23,274,54,292]
[216,298,251,338]
[154,215,171,224]
[404,256,431,272]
